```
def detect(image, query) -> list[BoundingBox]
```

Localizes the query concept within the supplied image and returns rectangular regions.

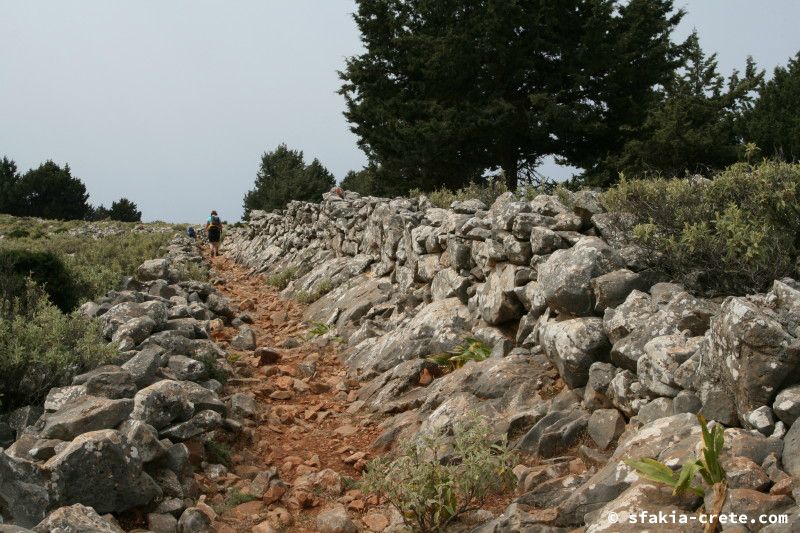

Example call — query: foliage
[0,157,19,214]
[295,278,333,304]
[108,198,142,222]
[306,322,333,338]
[428,338,491,371]
[0,281,116,410]
[225,489,258,507]
[177,262,210,282]
[265,267,297,290]
[362,414,516,532]
[198,353,227,384]
[626,415,726,531]
[601,161,800,295]
[594,33,762,181]
[410,180,508,209]
[8,160,91,220]
[205,440,233,467]
[341,0,685,192]
[744,52,800,161]
[0,218,173,307]
[242,144,335,217]
[0,249,83,313]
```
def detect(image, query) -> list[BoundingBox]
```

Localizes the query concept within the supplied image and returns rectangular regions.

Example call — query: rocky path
[197,254,392,533]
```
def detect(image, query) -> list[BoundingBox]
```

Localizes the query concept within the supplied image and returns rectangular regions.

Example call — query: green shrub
[0,282,116,410]
[0,249,82,313]
[602,161,800,295]
[296,277,333,304]
[225,489,257,507]
[0,225,172,306]
[205,440,233,467]
[428,338,491,371]
[266,267,297,290]
[362,415,516,532]
[411,180,509,209]
[178,262,210,282]
[197,353,227,384]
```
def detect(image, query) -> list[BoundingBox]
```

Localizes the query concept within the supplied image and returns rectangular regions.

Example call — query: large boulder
[34,504,124,533]
[137,258,170,281]
[705,289,800,424]
[344,298,474,377]
[477,263,523,325]
[636,334,702,397]
[44,430,161,514]
[539,317,610,389]
[538,237,624,316]
[131,380,225,429]
[40,396,133,440]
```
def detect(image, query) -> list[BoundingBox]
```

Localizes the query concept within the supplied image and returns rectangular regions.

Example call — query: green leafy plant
[296,277,334,304]
[602,161,800,295]
[362,414,516,533]
[306,321,333,339]
[0,281,116,410]
[197,353,228,384]
[428,338,491,371]
[626,415,726,533]
[265,267,297,290]
[225,488,258,507]
[205,440,233,467]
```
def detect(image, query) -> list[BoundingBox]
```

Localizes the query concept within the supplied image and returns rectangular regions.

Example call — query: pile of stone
[0,236,246,532]
[225,189,800,530]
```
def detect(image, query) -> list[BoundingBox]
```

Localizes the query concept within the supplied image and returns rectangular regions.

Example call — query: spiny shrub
[266,267,297,290]
[0,281,116,410]
[602,160,800,295]
[205,440,233,467]
[362,414,516,533]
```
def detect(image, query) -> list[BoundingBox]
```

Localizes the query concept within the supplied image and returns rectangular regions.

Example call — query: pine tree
[744,52,800,161]
[601,33,762,178]
[108,198,142,222]
[14,161,90,220]
[340,0,686,191]
[243,144,335,217]
[0,157,20,214]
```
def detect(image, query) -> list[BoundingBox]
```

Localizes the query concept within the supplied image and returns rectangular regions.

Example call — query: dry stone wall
[225,190,800,530]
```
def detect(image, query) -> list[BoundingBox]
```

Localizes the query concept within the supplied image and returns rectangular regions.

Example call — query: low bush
[0,249,82,313]
[0,222,173,308]
[0,282,116,410]
[411,180,509,209]
[602,161,800,295]
[296,277,333,304]
[362,414,516,532]
[265,267,297,290]
[428,338,491,371]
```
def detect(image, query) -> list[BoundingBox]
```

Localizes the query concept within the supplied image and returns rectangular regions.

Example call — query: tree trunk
[501,153,519,192]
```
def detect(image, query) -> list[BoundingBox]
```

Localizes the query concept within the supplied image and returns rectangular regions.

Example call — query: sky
[1,1,798,222]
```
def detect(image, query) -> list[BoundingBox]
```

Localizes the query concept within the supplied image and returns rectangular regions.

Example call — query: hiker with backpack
[206,210,223,257]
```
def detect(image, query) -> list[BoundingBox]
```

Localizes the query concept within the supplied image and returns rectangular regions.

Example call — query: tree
[108,198,142,222]
[86,204,110,221]
[242,144,335,217]
[340,0,686,191]
[744,52,800,161]
[340,163,404,197]
[14,161,90,220]
[600,33,762,178]
[0,157,20,214]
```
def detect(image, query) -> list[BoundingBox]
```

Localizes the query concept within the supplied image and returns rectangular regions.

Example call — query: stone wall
[224,190,800,529]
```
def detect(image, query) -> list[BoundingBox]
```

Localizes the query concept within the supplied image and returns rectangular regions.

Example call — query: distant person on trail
[206,210,223,257]
[187,226,196,239]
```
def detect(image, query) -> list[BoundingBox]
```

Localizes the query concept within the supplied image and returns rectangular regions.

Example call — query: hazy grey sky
[1,1,798,222]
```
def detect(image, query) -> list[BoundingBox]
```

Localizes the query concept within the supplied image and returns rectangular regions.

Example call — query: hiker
[186,226,196,239]
[206,210,223,257]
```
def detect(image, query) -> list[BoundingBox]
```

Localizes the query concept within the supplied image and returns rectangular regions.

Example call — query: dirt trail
[197,254,388,533]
